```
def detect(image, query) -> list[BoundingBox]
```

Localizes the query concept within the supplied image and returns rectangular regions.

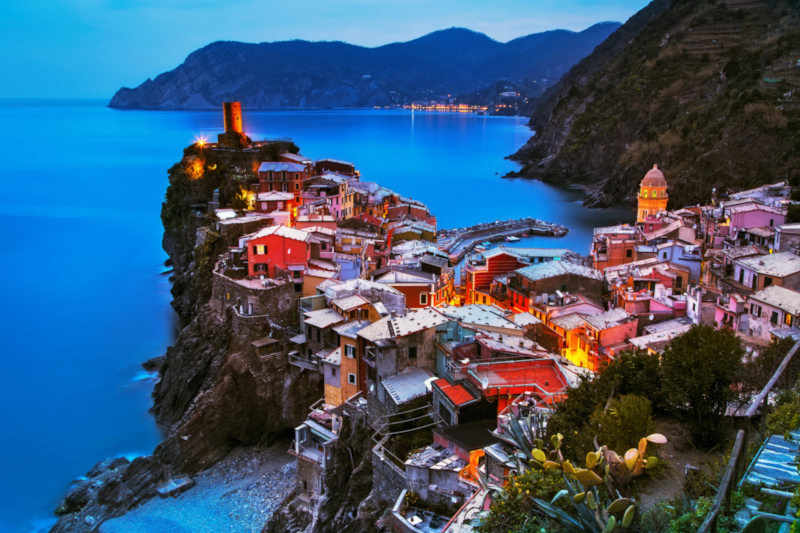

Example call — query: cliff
[52,142,321,531]
[108,25,619,109]
[513,0,800,208]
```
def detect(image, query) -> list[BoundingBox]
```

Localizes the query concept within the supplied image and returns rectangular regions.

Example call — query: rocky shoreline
[50,144,322,532]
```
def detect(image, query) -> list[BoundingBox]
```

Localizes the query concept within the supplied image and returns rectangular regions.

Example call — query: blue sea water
[0,100,632,532]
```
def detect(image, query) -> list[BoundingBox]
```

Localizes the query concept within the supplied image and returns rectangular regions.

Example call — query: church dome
[641,164,667,188]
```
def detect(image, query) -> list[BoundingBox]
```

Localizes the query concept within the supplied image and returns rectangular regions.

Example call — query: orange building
[636,164,669,224]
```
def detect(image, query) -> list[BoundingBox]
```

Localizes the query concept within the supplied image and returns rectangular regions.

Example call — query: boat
[474,245,486,253]
[505,236,521,242]
[481,241,492,247]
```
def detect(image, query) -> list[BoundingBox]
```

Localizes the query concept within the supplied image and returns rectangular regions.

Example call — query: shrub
[766,389,800,438]
[589,394,654,452]
[476,469,564,533]
[661,326,745,448]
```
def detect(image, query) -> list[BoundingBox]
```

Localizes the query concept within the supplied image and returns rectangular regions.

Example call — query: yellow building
[636,164,669,224]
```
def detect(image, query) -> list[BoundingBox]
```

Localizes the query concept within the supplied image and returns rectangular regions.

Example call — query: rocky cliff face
[265,409,380,533]
[513,0,800,208]
[109,25,620,109]
[52,142,320,531]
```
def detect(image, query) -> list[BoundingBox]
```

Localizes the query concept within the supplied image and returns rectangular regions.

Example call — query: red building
[258,162,309,206]
[246,225,311,279]
[462,249,529,305]
[590,224,639,271]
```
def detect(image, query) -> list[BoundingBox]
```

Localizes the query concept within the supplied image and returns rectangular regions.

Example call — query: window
[750,304,761,317]
[662,252,668,259]
[292,270,302,279]
[345,344,356,358]
[348,373,356,385]
[785,313,793,327]
[408,346,417,360]
[763,276,773,288]
[675,276,682,288]
[295,183,299,190]
[771,311,779,325]
[626,249,632,258]
[316,327,321,342]
[331,367,337,377]
[420,293,428,305]
[255,245,266,255]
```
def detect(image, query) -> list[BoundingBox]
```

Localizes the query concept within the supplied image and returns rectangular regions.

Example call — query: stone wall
[210,271,298,330]
[371,446,407,506]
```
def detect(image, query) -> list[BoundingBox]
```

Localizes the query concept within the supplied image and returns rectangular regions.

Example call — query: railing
[698,339,800,532]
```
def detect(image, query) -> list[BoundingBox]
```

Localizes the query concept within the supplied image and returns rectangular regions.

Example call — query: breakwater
[437,217,568,263]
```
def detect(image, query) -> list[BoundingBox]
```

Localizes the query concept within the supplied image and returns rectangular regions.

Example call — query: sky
[0,0,649,99]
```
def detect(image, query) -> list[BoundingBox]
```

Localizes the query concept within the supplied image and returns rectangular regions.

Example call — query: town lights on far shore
[195,136,208,148]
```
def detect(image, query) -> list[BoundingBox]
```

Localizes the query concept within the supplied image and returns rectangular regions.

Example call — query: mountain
[108,24,620,109]
[512,0,800,208]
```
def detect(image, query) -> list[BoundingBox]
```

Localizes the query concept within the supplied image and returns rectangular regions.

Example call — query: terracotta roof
[641,164,667,188]
[433,378,477,408]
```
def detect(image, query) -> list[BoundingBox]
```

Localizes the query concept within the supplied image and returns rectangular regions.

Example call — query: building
[637,165,669,224]
[505,261,603,313]
[747,285,800,340]
[728,251,800,294]
[258,162,309,205]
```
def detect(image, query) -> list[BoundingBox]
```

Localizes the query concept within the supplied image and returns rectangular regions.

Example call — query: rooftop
[304,308,345,329]
[513,312,543,327]
[322,347,341,366]
[583,308,634,330]
[331,294,370,311]
[358,308,448,342]
[549,312,587,331]
[629,324,692,350]
[333,320,372,339]
[436,304,521,331]
[257,191,294,201]
[405,444,466,471]
[516,261,601,283]
[381,367,434,405]
[467,359,568,395]
[248,224,310,243]
[432,378,478,408]
[737,252,800,277]
[258,162,306,173]
[750,285,800,314]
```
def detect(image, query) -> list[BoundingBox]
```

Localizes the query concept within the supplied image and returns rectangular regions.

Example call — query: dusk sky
[1,0,648,99]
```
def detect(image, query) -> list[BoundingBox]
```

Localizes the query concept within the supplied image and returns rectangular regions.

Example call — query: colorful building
[636,164,668,224]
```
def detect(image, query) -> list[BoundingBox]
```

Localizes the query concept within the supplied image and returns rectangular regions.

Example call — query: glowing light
[195,135,208,148]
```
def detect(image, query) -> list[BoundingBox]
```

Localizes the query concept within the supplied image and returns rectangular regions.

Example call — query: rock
[50,455,169,532]
[87,457,129,478]
[121,456,168,501]
[142,355,166,373]
[156,477,195,498]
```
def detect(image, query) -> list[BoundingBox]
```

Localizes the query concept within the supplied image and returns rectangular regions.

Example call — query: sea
[0,99,632,532]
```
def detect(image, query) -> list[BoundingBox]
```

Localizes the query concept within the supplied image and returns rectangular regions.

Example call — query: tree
[660,325,744,448]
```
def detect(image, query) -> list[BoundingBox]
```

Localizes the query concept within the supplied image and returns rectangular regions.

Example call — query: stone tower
[218,101,251,149]
[636,164,668,224]
[223,101,243,134]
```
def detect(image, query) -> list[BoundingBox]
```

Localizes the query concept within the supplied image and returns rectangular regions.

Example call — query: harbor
[437,217,568,263]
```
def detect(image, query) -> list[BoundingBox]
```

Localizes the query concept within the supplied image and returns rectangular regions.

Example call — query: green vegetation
[477,415,666,533]
[589,394,655,453]
[661,325,744,448]
[766,387,800,438]
[519,0,800,207]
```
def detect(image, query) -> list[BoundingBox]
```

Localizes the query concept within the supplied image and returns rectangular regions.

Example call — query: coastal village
[163,103,800,532]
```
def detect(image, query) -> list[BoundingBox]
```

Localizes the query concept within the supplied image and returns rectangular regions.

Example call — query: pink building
[714,293,747,332]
